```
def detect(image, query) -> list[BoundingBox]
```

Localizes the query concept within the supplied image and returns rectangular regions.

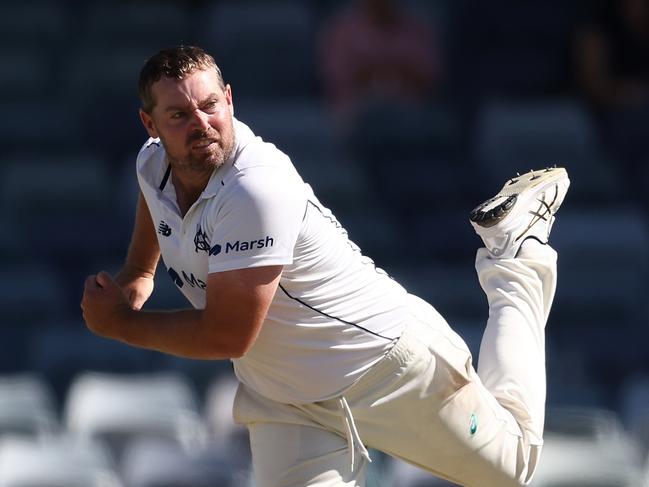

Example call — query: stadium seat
[61,44,156,103]
[0,153,124,264]
[388,263,484,322]
[551,207,649,327]
[0,154,111,213]
[197,1,318,97]
[0,1,68,49]
[335,208,403,266]
[0,374,59,439]
[384,457,459,486]
[79,2,191,47]
[348,101,463,163]
[64,372,207,462]
[619,374,649,453]
[0,48,51,100]
[120,437,244,487]
[234,98,338,163]
[0,101,81,151]
[473,98,622,205]
[0,263,67,324]
[344,101,468,235]
[203,374,250,470]
[235,98,374,214]
[29,324,164,402]
[452,0,578,98]
[532,407,645,487]
[532,435,644,486]
[0,434,122,487]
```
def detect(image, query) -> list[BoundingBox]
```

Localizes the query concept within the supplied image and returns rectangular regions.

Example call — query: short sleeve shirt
[137,119,408,403]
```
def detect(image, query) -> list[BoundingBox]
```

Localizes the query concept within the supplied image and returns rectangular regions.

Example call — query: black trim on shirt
[278,283,396,341]
[159,164,171,191]
[304,199,391,278]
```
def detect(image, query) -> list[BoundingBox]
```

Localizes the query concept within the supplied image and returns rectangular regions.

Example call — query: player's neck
[170,168,212,217]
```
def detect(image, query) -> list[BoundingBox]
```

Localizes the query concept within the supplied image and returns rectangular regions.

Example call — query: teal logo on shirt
[469,413,478,436]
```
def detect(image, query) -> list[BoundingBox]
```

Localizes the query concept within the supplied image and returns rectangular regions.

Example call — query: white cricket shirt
[136,119,408,403]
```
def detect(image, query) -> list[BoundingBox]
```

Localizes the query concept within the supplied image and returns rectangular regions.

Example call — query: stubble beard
[165,125,236,174]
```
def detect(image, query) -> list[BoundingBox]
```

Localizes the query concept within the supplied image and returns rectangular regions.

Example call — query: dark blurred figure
[575,0,649,218]
[317,0,469,265]
[318,0,443,126]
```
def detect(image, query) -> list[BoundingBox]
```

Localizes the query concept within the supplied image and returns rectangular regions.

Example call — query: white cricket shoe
[469,167,570,258]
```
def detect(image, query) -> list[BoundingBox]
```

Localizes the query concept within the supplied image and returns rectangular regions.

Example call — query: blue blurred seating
[384,457,458,486]
[348,101,463,164]
[0,1,68,50]
[235,99,374,214]
[389,263,484,322]
[533,407,645,487]
[0,374,59,439]
[29,324,165,402]
[64,371,207,462]
[0,153,125,267]
[0,264,67,324]
[0,48,51,100]
[453,0,578,98]
[120,438,240,487]
[0,434,122,487]
[551,207,649,327]
[203,375,250,472]
[62,44,154,102]
[473,98,623,206]
[0,101,81,151]
[619,374,649,454]
[1,154,111,213]
[79,2,191,47]
[197,1,318,98]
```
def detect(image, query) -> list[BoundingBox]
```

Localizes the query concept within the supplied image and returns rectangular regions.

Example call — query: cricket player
[81,46,569,487]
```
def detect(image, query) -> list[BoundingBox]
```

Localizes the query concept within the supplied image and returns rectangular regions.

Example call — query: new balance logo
[158,221,171,237]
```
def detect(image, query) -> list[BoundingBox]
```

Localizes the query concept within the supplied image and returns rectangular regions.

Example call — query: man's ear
[225,84,234,116]
[139,109,159,138]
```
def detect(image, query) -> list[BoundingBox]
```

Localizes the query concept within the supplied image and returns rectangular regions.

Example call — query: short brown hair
[138,45,225,113]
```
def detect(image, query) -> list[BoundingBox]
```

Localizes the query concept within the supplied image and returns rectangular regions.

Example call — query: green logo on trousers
[469,413,478,435]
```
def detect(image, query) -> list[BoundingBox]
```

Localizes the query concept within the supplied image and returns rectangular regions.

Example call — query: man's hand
[115,268,155,310]
[81,271,133,339]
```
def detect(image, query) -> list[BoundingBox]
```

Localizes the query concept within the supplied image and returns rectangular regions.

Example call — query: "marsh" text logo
[209,236,274,256]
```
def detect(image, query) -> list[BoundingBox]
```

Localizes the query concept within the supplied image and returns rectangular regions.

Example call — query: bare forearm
[109,307,242,360]
[83,268,279,362]
[122,192,161,279]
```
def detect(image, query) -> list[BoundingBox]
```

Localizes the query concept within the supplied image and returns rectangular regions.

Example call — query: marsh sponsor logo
[182,270,206,289]
[167,267,206,289]
[209,236,274,256]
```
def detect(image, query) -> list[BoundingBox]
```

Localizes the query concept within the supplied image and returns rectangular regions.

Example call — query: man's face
[140,69,235,172]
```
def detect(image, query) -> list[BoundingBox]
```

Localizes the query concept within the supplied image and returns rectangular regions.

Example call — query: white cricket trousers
[233,242,557,487]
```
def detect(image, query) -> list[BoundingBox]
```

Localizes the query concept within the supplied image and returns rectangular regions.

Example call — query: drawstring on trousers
[338,396,371,472]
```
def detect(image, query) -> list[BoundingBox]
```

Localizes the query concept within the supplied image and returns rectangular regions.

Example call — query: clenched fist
[81,271,133,339]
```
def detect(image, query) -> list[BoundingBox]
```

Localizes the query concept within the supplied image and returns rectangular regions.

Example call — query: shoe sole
[470,167,568,228]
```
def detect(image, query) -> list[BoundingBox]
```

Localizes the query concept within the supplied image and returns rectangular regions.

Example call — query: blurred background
[0,0,648,485]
